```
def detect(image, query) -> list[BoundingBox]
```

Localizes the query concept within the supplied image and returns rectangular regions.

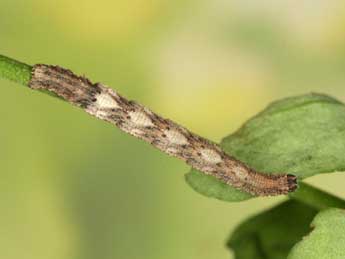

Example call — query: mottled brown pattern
[29,64,297,196]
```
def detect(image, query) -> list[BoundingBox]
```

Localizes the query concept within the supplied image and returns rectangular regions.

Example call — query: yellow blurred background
[1,1,345,258]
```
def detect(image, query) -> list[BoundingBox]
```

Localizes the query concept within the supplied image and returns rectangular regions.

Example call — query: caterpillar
[29,64,297,196]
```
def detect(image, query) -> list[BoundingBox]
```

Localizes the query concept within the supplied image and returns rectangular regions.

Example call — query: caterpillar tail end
[287,174,298,192]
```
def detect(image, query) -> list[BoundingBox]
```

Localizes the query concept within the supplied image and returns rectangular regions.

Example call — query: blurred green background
[2,1,345,258]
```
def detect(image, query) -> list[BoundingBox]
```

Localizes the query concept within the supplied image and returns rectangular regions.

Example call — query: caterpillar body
[29,64,297,196]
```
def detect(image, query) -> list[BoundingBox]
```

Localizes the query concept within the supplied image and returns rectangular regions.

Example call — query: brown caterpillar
[29,64,297,196]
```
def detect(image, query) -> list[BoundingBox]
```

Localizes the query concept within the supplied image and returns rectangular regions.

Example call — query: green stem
[290,182,345,210]
[0,55,32,86]
[0,54,62,99]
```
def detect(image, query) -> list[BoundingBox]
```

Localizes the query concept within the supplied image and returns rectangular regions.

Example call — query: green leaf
[287,208,345,259]
[185,93,345,201]
[228,200,318,259]
[185,168,253,201]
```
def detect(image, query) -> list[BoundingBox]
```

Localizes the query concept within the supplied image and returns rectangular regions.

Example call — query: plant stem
[290,182,345,210]
[0,55,32,86]
[0,55,62,99]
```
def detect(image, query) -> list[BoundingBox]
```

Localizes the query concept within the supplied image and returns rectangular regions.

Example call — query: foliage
[228,200,318,259]
[288,208,345,259]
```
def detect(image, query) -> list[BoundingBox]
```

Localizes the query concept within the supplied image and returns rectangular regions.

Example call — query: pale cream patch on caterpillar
[95,88,121,109]
[233,166,249,181]
[163,129,189,145]
[200,149,223,164]
[128,111,155,127]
